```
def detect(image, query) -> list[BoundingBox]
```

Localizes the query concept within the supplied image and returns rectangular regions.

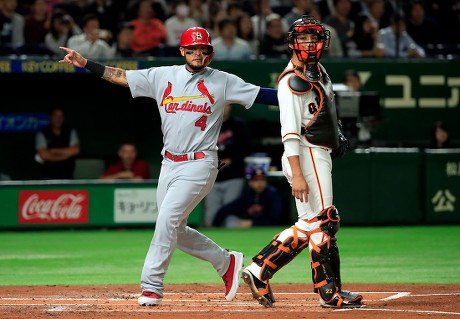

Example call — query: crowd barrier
[1,148,458,230]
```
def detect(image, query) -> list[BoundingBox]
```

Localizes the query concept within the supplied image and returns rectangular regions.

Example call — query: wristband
[85,60,105,77]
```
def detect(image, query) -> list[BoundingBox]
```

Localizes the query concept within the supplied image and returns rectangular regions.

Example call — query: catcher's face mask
[287,15,330,64]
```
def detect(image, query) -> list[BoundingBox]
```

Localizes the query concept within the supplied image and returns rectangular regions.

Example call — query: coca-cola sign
[19,191,89,224]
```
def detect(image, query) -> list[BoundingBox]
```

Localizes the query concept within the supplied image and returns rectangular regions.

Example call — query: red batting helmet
[180,27,213,50]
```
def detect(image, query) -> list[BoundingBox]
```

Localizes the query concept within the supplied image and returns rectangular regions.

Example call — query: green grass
[0,226,459,286]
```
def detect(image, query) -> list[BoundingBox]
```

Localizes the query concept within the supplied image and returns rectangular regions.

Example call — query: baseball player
[59,26,278,306]
[241,15,364,308]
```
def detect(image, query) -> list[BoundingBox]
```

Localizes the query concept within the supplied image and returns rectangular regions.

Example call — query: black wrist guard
[85,60,105,77]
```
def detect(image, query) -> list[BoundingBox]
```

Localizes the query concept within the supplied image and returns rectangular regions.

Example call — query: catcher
[241,15,363,308]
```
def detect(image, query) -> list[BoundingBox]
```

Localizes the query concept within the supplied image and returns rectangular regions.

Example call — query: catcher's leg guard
[252,226,309,281]
[309,206,363,308]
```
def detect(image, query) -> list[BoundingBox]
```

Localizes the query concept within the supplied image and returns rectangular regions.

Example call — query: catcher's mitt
[331,122,348,159]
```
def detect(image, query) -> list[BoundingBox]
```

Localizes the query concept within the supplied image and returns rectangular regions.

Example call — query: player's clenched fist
[58,47,87,68]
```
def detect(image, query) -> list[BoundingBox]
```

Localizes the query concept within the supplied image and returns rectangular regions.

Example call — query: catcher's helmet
[287,15,330,63]
[180,27,213,49]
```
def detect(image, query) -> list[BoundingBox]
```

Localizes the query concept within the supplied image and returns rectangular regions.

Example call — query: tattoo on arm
[102,67,128,87]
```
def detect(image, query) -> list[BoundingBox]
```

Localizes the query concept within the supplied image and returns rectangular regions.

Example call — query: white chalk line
[380,292,411,300]
[336,308,460,316]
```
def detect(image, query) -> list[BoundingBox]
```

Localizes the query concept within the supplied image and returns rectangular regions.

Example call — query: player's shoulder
[205,67,239,80]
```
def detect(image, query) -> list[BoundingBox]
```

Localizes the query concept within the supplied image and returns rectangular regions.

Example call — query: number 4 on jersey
[195,115,207,131]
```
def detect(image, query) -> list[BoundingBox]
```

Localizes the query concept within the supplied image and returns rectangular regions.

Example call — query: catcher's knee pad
[318,206,340,236]
[252,226,309,281]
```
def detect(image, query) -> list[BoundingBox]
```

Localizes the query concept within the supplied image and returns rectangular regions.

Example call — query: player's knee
[319,206,340,236]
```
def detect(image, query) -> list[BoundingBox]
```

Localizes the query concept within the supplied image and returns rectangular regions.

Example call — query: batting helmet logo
[192,32,203,42]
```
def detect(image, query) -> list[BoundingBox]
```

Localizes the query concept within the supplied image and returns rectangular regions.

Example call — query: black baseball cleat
[319,290,364,308]
[241,269,275,307]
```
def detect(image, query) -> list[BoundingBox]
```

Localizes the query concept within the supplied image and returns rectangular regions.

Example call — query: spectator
[212,168,283,228]
[23,0,49,45]
[110,21,135,58]
[67,13,114,59]
[346,13,382,58]
[405,0,440,47]
[226,1,244,19]
[207,3,227,38]
[258,13,288,57]
[236,12,257,54]
[343,69,361,92]
[365,0,391,30]
[35,106,80,180]
[429,121,451,149]
[164,0,198,46]
[188,0,207,27]
[204,104,252,227]
[376,14,426,58]
[310,4,343,57]
[129,0,166,56]
[45,10,81,58]
[126,0,168,22]
[282,0,313,27]
[52,0,85,27]
[251,0,289,43]
[100,142,151,180]
[323,0,355,55]
[82,0,123,42]
[0,0,25,53]
[212,17,254,60]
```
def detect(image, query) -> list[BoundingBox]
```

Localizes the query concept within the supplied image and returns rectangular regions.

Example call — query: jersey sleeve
[224,73,260,109]
[126,68,157,98]
[278,75,303,144]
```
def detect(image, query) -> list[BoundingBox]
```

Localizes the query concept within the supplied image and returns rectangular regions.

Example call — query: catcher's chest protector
[280,65,340,149]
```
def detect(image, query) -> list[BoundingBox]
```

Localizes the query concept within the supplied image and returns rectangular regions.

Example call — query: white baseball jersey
[278,61,335,150]
[126,65,260,155]
[278,61,335,221]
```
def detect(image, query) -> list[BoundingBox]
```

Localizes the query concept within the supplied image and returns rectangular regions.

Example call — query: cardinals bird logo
[160,81,173,106]
[197,79,214,104]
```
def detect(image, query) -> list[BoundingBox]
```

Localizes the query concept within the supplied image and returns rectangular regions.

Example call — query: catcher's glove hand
[331,122,348,160]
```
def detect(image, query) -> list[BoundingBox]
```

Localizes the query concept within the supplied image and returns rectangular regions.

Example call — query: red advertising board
[19,190,89,224]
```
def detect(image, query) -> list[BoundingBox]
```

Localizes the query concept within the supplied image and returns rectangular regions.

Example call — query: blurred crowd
[0,0,459,60]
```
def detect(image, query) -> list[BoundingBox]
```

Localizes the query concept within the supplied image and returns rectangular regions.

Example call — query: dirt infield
[1,283,459,319]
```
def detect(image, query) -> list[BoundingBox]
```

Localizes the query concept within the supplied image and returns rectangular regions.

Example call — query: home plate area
[1,283,459,319]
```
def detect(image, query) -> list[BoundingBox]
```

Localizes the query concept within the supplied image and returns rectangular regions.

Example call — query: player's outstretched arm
[255,87,278,106]
[59,47,128,87]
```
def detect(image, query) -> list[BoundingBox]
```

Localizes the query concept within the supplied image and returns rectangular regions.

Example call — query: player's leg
[299,148,363,308]
[139,157,218,304]
[175,159,243,300]
[307,209,363,308]
[242,224,309,307]
[241,147,333,307]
